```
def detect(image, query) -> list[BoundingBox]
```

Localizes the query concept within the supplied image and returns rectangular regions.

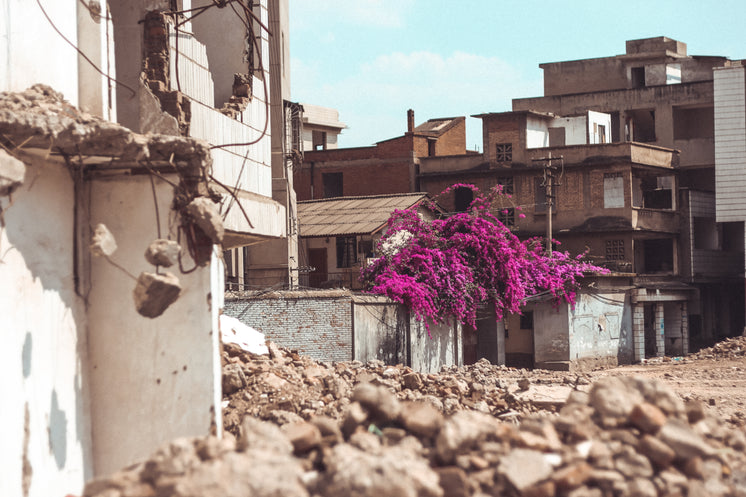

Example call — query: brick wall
[224,293,353,362]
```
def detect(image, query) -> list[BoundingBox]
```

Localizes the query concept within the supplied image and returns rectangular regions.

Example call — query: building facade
[1,1,289,494]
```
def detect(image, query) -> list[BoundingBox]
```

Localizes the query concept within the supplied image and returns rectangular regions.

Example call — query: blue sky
[289,0,744,151]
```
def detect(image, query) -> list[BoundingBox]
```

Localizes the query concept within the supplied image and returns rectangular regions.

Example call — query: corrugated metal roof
[298,193,431,237]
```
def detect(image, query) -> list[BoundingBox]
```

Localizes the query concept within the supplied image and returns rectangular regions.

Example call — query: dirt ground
[594,356,746,424]
[505,338,746,427]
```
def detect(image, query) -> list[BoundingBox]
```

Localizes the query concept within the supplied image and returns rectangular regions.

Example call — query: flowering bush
[360,184,607,332]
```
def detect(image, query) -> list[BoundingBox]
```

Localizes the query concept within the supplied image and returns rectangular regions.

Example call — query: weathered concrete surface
[0,149,26,195]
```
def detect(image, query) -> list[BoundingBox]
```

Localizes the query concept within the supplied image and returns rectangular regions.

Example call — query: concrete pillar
[655,303,665,357]
[681,301,689,355]
[633,304,645,362]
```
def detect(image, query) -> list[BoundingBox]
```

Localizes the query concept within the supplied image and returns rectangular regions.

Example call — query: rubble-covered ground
[85,337,746,497]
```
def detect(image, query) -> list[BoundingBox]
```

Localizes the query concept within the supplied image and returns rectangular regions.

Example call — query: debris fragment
[133,271,181,318]
[185,196,225,244]
[144,238,180,267]
[90,224,117,257]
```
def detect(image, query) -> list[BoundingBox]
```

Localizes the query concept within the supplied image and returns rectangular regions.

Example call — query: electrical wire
[36,0,136,97]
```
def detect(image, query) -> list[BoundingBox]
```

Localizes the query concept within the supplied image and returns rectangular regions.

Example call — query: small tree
[360,184,607,331]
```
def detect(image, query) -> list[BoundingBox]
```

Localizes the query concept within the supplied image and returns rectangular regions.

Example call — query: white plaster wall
[588,111,612,144]
[410,318,459,373]
[550,116,588,145]
[568,293,629,362]
[526,115,549,148]
[0,156,93,497]
[0,0,79,104]
[77,0,116,120]
[87,175,219,476]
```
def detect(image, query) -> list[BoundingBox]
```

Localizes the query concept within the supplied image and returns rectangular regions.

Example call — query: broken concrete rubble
[90,223,118,257]
[84,343,746,497]
[185,196,225,244]
[144,238,180,267]
[133,271,182,318]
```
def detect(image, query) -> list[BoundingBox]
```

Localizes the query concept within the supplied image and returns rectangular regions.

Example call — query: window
[497,207,515,227]
[548,127,566,147]
[495,143,512,162]
[497,176,514,195]
[427,139,436,156]
[631,67,645,88]
[534,177,546,213]
[322,172,343,198]
[605,240,625,261]
[454,187,473,212]
[597,124,606,143]
[336,236,357,268]
[312,130,327,150]
[603,172,624,208]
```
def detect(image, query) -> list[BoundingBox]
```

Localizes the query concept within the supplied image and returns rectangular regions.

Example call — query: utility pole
[531,153,563,256]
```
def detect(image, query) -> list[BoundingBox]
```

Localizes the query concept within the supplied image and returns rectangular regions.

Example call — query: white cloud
[292,50,543,149]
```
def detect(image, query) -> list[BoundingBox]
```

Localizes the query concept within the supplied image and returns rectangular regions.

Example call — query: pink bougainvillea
[360,184,607,331]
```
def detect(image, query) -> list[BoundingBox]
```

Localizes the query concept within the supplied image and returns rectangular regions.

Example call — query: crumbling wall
[0,152,94,497]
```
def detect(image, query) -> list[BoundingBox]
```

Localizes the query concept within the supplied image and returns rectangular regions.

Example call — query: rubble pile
[84,344,746,497]
[690,335,746,360]
[221,342,547,435]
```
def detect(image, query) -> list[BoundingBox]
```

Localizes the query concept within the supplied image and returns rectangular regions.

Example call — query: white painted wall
[714,66,746,223]
[587,111,612,144]
[87,175,220,476]
[549,116,588,145]
[0,0,79,104]
[526,115,549,148]
[0,155,93,497]
[569,292,629,362]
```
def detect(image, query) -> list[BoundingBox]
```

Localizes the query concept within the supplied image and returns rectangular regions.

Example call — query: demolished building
[1,0,293,495]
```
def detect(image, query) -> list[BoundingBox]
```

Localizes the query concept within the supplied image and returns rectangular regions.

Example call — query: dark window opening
[534,177,547,213]
[631,67,645,88]
[336,236,357,268]
[322,172,343,198]
[454,187,474,212]
[496,143,512,162]
[639,176,673,209]
[312,130,327,150]
[722,222,745,252]
[610,111,621,142]
[627,109,656,143]
[427,139,436,157]
[673,106,714,140]
[642,238,674,273]
[605,239,625,260]
[520,311,534,330]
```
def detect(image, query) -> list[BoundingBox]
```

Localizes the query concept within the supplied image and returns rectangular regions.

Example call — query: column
[655,303,665,357]
[633,304,645,362]
[681,302,689,356]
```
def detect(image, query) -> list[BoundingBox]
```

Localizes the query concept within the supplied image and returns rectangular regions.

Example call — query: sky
[289,0,744,152]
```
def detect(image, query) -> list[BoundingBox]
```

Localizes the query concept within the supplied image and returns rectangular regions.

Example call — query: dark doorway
[308,248,327,287]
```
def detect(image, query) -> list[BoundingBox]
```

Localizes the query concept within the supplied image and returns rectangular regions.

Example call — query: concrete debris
[85,344,746,497]
[0,149,26,196]
[0,85,212,169]
[90,223,117,257]
[185,196,224,244]
[220,315,269,356]
[144,238,180,267]
[133,271,181,318]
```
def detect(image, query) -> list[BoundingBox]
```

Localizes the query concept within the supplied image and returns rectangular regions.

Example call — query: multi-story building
[295,110,472,201]
[1,0,291,493]
[510,36,744,350]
